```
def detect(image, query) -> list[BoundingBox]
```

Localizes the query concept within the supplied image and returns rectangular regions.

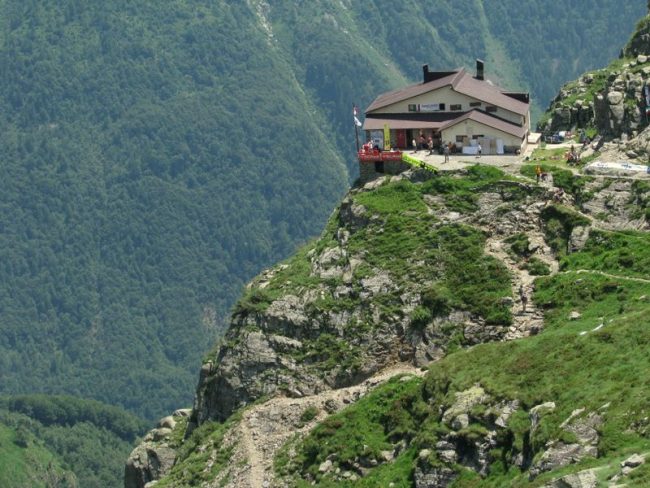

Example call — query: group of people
[413,135,435,154]
[412,136,455,163]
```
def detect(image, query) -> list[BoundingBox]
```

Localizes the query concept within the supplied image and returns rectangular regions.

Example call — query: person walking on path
[477,143,482,158]
[535,165,542,183]
[443,143,450,163]
[519,284,528,313]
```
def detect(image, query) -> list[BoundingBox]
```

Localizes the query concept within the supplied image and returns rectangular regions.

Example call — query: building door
[396,130,406,149]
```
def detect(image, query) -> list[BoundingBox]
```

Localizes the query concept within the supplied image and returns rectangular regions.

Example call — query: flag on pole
[353,104,361,152]
[353,104,362,127]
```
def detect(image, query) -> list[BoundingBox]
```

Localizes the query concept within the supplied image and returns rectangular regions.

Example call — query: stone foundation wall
[359,160,410,183]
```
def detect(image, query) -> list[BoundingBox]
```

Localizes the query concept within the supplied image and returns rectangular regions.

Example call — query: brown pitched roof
[366,68,529,116]
[453,75,529,116]
[365,70,464,113]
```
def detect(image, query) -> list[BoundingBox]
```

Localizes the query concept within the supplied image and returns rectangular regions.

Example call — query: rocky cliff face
[126,159,650,487]
[539,10,650,139]
[186,171,559,433]
[539,56,649,137]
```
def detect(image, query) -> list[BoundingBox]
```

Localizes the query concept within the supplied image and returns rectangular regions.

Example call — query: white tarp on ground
[584,161,650,178]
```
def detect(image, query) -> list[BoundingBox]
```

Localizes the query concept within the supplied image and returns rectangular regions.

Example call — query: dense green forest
[0,0,645,426]
[0,394,146,487]
[0,0,351,421]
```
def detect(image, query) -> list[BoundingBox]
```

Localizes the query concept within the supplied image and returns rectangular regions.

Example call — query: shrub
[524,257,551,276]
[505,233,531,259]
[422,285,452,317]
[299,406,319,424]
[411,306,433,330]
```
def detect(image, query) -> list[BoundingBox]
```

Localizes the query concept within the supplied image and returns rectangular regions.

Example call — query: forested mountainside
[0,0,645,426]
[0,394,146,488]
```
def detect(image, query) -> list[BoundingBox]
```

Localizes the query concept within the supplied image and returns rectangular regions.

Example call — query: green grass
[540,204,590,257]
[350,168,515,324]
[520,161,593,203]
[225,168,521,379]
[292,333,364,376]
[278,231,650,486]
[559,229,650,279]
[523,257,551,275]
[156,412,242,487]
[541,57,632,112]
[0,422,73,488]
[505,233,532,260]
[277,375,427,485]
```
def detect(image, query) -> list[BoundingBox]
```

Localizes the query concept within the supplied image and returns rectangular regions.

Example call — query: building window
[485,105,497,113]
[469,101,482,107]
[450,104,462,111]
[455,135,464,143]
[472,134,485,139]
[408,104,417,112]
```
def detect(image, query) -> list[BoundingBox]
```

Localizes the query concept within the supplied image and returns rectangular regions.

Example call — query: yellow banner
[383,124,390,150]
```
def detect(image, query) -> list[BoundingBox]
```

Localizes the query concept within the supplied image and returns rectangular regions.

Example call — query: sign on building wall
[383,124,390,150]
[419,103,443,112]
[408,103,446,112]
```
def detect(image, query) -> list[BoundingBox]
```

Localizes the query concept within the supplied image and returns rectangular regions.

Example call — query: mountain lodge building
[363,60,530,156]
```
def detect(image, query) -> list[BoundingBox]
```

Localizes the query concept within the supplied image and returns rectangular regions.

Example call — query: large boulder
[124,444,176,488]
[542,468,598,488]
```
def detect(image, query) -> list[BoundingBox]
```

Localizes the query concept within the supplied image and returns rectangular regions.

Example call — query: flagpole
[353,104,360,153]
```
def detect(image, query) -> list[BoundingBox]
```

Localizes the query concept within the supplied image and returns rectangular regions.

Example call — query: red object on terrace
[358,146,402,162]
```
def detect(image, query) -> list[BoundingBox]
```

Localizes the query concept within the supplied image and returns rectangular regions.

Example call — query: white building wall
[441,121,526,153]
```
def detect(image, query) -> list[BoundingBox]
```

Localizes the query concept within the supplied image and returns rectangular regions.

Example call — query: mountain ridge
[127,157,650,486]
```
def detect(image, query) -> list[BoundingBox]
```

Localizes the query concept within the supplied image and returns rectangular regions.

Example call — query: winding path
[563,268,650,284]
[483,231,557,340]
[216,363,426,488]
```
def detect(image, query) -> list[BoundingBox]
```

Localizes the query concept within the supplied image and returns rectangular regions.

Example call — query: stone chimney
[422,64,429,82]
[476,59,484,81]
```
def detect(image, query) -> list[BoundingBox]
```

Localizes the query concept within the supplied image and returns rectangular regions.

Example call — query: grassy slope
[0,395,147,488]
[231,166,518,347]
[273,181,650,486]
[0,421,75,488]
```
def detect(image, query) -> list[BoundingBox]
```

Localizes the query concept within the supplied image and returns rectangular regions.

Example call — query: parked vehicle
[544,132,564,144]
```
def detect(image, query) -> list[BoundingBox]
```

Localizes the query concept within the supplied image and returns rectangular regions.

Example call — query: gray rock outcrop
[124,444,176,488]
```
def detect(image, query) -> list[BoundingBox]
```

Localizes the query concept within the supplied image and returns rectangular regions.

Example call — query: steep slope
[0,421,76,488]
[0,0,645,423]
[0,394,147,488]
[126,159,650,487]
[538,7,650,138]
[0,0,349,420]
[131,162,650,487]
